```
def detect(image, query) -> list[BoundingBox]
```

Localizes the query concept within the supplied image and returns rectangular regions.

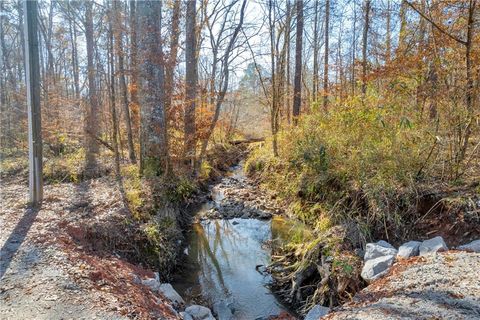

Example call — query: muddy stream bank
[171,163,299,319]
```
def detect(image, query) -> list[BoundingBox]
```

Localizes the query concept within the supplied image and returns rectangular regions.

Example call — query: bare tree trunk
[386,0,391,63]
[113,1,136,164]
[285,0,292,124]
[129,0,143,173]
[292,0,303,124]
[269,0,279,156]
[361,0,371,96]
[323,0,330,109]
[198,0,247,164]
[397,0,408,57]
[137,0,170,175]
[165,0,181,114]
[108,10,120,177]
[351,1,357,96]
[458,0,477,170]
[185,0,197,169]
[312,0,319,101]
[84,0,100,173]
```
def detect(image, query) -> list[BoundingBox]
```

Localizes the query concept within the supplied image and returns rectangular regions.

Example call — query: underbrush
[247,98,448,241]
[246,95,479,313]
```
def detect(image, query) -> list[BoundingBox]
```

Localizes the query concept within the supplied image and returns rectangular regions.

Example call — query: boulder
[180,312,194,320]
[364,241,397,261]
[158,283,184,305]
[185,305,216,320]
[419,236,448,256]
[212,300,234,320]
[361,254,395,282]
[141,277,161,292]
[457,239,480,253]
[304,305,330,320]
[397,241,421,259]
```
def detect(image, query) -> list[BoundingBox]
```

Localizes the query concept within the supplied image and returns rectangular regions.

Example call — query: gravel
[326,251,480,319]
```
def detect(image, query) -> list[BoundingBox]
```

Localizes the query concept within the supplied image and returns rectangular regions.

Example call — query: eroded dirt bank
[0,176,180,319]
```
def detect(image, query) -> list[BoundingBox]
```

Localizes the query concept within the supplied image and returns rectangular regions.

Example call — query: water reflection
[173,218,289,319]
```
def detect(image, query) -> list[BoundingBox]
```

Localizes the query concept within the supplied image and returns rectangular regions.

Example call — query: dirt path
[0,176,178,320]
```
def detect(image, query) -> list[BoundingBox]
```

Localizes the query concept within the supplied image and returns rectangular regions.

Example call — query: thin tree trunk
[165,0,181,114]
[458,0,477,170]
[113,1,136,164]
[385,0,391,63]
[361,0,371,96]
[292,0,303,124]
[85,0,99,173]
[323,0,330,109]
[185,0,197,169]
[130,0,143,173]
[108,11,120,177]
[198,0,247,163]
[312,0,319,101]
[269,0,278,156]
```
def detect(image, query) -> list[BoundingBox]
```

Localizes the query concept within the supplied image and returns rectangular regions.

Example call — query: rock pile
[134,273,217,319]
[360,236,480,282]
[199,171,283,220]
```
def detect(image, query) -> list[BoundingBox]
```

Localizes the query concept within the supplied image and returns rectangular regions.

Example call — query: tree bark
[292,0,303,124]
[323,0,330,110]
[312,0,319,101]
[361,0,371,96]
[137,0,170,175]
[185,0,197,169]
[113,1,136,164]
[108,10,121,177]
[84,0,100,173]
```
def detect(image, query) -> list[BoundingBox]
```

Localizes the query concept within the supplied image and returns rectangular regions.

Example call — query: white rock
[141,277,161,292]
[185,305,216,320]
[180,312,194,320]
[361,254,395,282]
[419,236,448,256]
[397,241,421,258]
[377,240,395,249]
[458,240,480,252]
[304,305,330,320]
[364,241,397,261]
[212,300,233,320]
[159,283,184,305]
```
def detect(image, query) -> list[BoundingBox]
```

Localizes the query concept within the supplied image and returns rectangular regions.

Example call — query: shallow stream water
[171,165,295,319]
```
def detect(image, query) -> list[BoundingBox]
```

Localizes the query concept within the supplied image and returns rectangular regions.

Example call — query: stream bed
[171,164,294,319]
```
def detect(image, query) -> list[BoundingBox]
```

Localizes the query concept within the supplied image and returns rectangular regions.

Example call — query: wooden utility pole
[24,0,43,206]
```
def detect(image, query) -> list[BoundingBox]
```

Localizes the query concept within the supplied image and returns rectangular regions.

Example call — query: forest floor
[0,174,180,320]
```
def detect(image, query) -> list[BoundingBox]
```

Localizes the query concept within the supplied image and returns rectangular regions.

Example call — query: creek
[171,164,295,319]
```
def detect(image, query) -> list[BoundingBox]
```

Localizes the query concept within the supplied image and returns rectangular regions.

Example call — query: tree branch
[405,1,467,46]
